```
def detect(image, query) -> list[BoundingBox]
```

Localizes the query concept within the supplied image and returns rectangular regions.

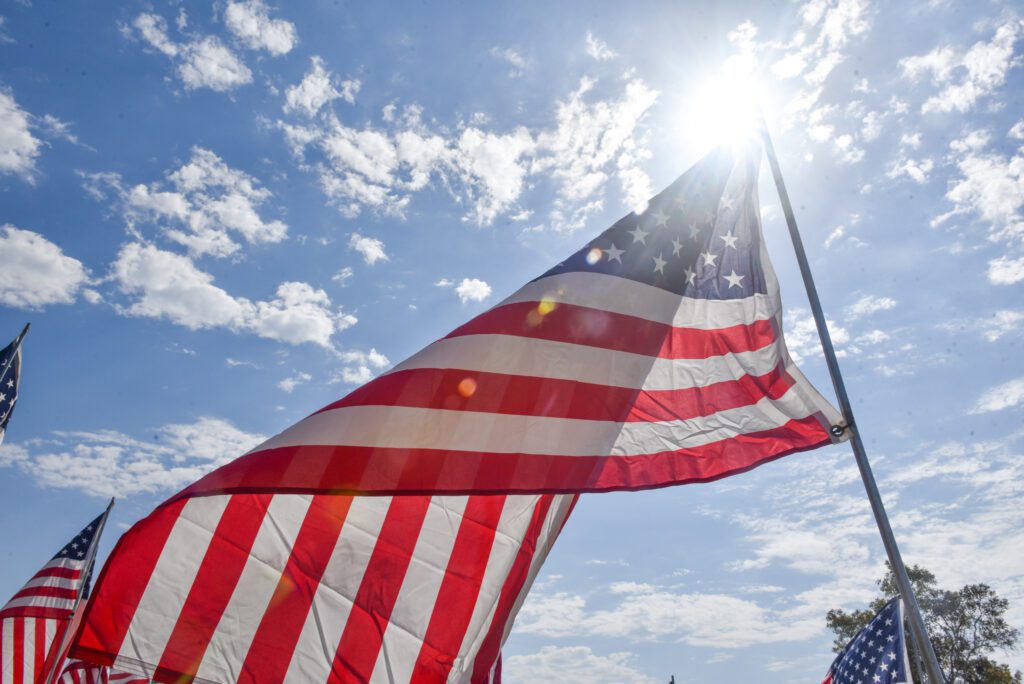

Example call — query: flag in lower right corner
[823,596,913,684]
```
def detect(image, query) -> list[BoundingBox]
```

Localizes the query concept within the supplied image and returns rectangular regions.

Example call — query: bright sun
[680,69,774,153]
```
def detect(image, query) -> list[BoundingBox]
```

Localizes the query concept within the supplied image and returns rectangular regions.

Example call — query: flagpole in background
[43,497,116,684]
[758,115,946,684]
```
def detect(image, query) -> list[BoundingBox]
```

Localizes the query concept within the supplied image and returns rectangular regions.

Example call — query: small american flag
[823,597,913,684]
[1,513,104,684]
[0,329,24,447]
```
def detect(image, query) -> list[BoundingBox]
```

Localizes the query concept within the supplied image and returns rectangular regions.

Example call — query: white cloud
[0,226,89,308]
[454,277,492,303]
[901,20,1023,114]
[178,37,253,92]
[970,377,1024,413]
[844,294,896,320]
[978,310,1024,341]
[348,233,388,264]
[0,417,265,498]
[284,57,358,117]
[82,147,287,258]
[784,308,850,363]
[989,256,1024,285]
[280,78,655,227]
[886,156,934,184]
[112,242,355,348]
[278,371,312,393]
[434,278,454,287]
[1010,120,1024,140]
[335,348,390,385]
[224,0,297,56]
[517,587,823,647]
[489,46,526,77]
[933,131,1024,248]
[454,126,535,225]
[332,266,354,286]
[585,32,617,61]
[504,646,654,684]
[129,13,252,92]
[0,89,41,182]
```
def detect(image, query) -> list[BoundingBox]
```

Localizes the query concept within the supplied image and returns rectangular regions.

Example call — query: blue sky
[2,0,1023,681]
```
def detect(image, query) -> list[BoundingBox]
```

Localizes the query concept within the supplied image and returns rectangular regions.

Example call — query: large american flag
[1,514,103,684]
[0,331,24,447]
[823,597,913,684]
[169,142,843,499]
[71,143,841,682]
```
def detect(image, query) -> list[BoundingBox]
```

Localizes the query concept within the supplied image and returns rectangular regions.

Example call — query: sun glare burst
[681,70,772,154]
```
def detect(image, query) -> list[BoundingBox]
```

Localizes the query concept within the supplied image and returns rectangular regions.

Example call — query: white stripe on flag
[367,496,469,684]
[195,495,312,683]
[21,618,33,684]
[116,496,231,673]
[280,497,392,683]
[386,332,785,393]
[445,496,540,682]
[255,386,820,457]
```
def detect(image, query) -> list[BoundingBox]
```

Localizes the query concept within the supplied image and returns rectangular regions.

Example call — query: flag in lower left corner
[0,512,105,684]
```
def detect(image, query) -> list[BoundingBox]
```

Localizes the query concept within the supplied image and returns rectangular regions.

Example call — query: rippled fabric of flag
[178,140,845,498]
[71,142,842,683]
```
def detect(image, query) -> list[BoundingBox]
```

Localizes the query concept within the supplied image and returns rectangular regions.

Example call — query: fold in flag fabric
[1,513,104,684]
[71,142,842,683]
[822,597,913,684]
[74,493,574,683]
[172,141,844,500]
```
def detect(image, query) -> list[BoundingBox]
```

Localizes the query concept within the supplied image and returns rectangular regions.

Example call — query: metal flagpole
[0,322,30,381]
[757,116,945,684]
[43,497,116,684]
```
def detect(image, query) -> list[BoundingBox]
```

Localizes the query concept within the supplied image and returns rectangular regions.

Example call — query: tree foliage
[826,564,1021,683]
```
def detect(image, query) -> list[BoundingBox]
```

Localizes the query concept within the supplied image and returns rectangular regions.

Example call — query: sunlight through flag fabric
[822,597,913,684]
[169,141,844,499]
[1,513,103,684]
[73,493,574,683]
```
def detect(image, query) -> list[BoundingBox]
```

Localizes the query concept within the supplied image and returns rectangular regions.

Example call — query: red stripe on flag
[327,497,432,684]
[177,415,832,498]
[445,301,776,359]
[72,499,189,668]
[13,616,24,684]
[239,495,354,683]
[9,586,77,602]
[33,568,81,581]
[412,496,505,682]
[34,617,46,684]
[155,495,272,679]
[318,364,791,423]
[470,496,555,682]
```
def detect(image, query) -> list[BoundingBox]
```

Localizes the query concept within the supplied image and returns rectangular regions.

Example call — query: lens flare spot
[457,377,477,398]
[537,298,557,316]
[585,247,603,265]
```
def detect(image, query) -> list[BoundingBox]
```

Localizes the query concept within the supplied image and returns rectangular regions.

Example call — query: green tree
[826,564,1021,683]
